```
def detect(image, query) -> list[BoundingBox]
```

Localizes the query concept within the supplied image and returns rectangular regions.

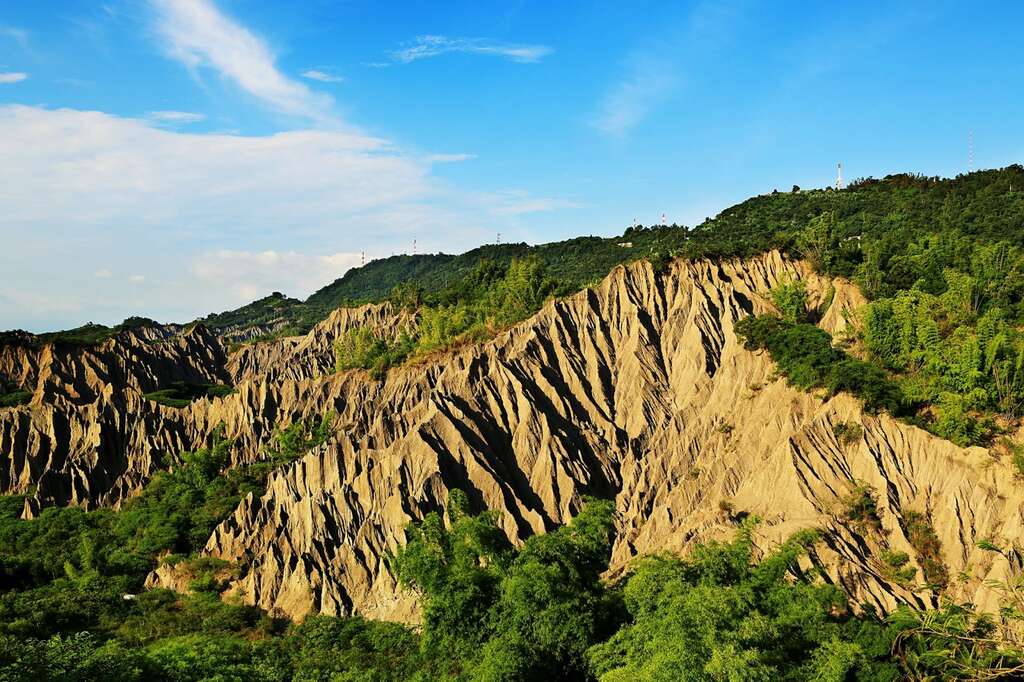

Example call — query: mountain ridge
[3,251,1019,629]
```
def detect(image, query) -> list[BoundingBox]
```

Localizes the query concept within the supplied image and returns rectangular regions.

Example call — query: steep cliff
[3,253,1021,625]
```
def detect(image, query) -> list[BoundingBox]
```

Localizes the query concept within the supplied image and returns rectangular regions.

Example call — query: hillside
[4,168,1024,678]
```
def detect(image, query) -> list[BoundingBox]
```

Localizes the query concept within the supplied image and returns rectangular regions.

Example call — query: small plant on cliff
[1005,439,1024,478]
[879,549,917,586]
[842,481,883,532]
[0,387,31,408]
[770,276,809,323]
[833,421,864,446]
[902,510,950,590]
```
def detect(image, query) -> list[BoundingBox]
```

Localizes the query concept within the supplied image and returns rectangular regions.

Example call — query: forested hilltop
[6,166,1024,679]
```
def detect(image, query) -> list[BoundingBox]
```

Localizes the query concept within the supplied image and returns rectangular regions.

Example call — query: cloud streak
[301,69,344,83]
[148,110,206,124]
[0,72,27,84]
[389,35,552,64]
[590,55,677,137]
[0,25,28,47]
[150,0,336,125]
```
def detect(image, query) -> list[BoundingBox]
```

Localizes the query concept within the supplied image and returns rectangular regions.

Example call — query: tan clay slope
[0,305,405,511]
[4,252,1022,624]
[143,252,1020,624]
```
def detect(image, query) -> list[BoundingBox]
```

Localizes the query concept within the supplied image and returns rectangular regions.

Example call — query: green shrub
[842,482,882,531]
[901,511,949,590]
[879,549,917,586]
[587,524,898,681]
[0,389,31,409]
[143,383,235,409]
[832,422,864,446]
[770,276,809,322]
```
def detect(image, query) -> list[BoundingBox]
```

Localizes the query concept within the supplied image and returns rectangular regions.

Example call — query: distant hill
[9,165,1024,344]
[200,229,690,337]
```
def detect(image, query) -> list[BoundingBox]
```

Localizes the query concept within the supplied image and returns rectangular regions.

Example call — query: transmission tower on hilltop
[835,163,844,190]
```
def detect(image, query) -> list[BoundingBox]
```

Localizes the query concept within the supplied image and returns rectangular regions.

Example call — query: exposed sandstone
[2,252,1021,623]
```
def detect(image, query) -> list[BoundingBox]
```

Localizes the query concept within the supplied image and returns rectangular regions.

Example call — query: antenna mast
[660,213,667,226]
[835,162,844,190]
[412,238,417,256]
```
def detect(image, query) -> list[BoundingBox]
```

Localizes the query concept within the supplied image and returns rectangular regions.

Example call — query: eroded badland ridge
[1,252,1021,624]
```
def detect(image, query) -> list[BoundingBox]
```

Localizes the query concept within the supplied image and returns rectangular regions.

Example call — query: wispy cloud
[425,152,476,163]
[301,69,344,83]
[0,72,27,84]
[150,0,336,125]
[0,25,28,48]
[148,110,206,124]
[388,35,552,64]
[487,190,582,216]
[590,54,677,137]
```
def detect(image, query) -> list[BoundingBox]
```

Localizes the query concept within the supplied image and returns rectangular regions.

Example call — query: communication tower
[835,163,844,190]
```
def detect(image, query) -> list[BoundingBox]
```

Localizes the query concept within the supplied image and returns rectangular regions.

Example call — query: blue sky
[1,1,1021,331]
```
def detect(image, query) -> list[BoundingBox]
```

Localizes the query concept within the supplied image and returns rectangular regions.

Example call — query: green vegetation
[199,292,306,339]
[4,469,1024,680]
[587,527,897,680]
[0,383,31,409]
[879,549,916,586]
[735,314,904,415]
[901,510,949,590]
[832,421,864,446]
[142,382,235,409]
[334,255,559,377]
[392,490,618,680]
[0,317,162,349]
[841,481,883,532]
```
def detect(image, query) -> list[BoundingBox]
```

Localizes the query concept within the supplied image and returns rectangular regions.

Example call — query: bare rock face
[3,252,1022,624]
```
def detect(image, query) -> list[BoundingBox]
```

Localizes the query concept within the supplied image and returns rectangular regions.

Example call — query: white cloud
[128,275,146,283]
[301,69,344,83]
[389,35,552,64]
[191,250,362,301]
[0,105,513,329]
[590,55,677,137]
[0,105,432,231]
[148,110,206,124]
[150,0,336,125]
[0,72,27,84]
[425,153,476,163]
